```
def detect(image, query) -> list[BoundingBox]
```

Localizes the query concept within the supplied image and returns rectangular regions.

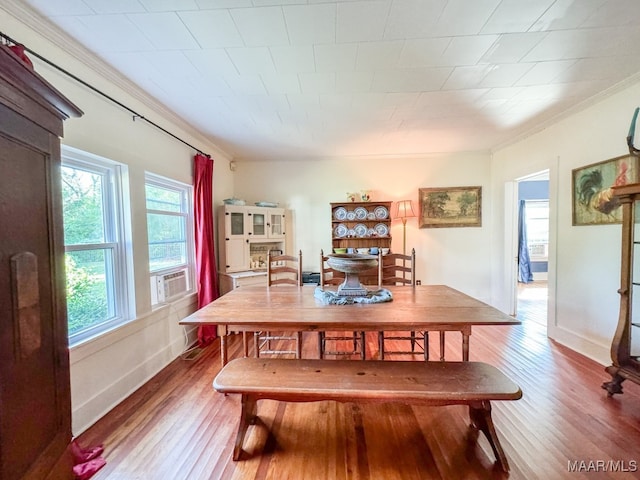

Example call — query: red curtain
[194,153,218,346]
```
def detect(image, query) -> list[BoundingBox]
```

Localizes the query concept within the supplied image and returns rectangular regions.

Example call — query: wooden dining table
[180,284,521,366]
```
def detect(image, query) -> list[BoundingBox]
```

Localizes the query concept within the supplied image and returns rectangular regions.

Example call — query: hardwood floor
[78,316,640,479]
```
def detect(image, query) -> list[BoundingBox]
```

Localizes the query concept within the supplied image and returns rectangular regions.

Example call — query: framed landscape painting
[418,186,482,228]
[572,154,638,226]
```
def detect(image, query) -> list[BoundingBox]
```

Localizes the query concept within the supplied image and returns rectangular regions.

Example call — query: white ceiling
[18,0,640,161]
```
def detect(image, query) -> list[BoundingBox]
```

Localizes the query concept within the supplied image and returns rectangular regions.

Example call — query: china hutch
[0,45,82,479]
[217,204,286,294]
[330,200,393,285]
[602,183,640,396]
[330,200,393,252]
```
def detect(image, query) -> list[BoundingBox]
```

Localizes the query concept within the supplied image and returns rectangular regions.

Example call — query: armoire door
[0,42,81,480]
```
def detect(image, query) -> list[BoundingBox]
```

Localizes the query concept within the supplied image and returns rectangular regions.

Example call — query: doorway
[515,172,549,324]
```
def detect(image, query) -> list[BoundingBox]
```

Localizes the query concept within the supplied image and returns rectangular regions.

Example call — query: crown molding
[0,0,232,161]
[491,71,640,155]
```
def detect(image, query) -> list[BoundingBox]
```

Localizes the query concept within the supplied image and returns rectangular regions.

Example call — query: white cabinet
[246,207,286,240]
[218,205,286,273]
[219,270,267,295]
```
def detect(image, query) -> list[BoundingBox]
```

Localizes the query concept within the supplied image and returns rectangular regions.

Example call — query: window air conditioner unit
[153,270,188,303]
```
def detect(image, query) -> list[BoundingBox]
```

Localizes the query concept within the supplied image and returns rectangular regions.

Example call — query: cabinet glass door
[632,200,640,358]
[251,211,266,236]
[230,212,244,236]
[269,212,283,237]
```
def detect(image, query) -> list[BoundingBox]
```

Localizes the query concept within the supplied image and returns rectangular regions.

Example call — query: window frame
[145,172,195,305]
[61,146,134,346]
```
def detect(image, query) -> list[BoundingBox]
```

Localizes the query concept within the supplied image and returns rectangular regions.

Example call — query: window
[145,173,194,305]
[61,146,133,345]
[525,200,549,260]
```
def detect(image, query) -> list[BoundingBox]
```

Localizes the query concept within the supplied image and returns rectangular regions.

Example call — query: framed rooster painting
[572,154,639,225]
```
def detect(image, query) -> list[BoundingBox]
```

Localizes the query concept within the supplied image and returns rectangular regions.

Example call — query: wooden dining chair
[254,250,303,358]
[377,248,426,359]
[317,250,366,360]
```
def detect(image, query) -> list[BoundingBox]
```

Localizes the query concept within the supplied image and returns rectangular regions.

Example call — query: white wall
[233,153,494,302]
[1,5,235,434]
[491,79,640,365]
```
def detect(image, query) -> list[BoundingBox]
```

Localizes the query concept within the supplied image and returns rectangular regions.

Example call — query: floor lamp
[394,199,416,256]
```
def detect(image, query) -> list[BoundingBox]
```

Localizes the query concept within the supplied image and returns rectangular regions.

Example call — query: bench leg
[468,401,510,472]
[233,394,258,461]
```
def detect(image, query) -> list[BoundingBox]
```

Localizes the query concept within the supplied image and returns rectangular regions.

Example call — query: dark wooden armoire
[0,44,82,479]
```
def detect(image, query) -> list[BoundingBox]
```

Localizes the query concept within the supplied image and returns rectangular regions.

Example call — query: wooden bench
[213,358,522,472]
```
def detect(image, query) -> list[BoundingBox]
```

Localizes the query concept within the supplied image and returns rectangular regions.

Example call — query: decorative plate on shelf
[354,206,368,220]
[346,211,357,221]
[367,228,376,236]
[374,206,389,219]
[334,224,348,238]
[374,223,389,236]
[334,207,347,220]
[348,228,356,237]
[367,212,376,220]
[354,223,367,237]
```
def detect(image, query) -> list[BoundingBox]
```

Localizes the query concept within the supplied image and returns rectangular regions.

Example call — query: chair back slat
[320,249,345,287]
[379,248,416,286]
[268,250,302,286]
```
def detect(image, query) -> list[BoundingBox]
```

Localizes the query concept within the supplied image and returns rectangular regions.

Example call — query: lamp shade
[394,200,416,219]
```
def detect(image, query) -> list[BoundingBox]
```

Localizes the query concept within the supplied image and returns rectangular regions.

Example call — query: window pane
[62,166,105,244]
[146,184,182,212]
[66,249,114,336]
[147,213,186,271]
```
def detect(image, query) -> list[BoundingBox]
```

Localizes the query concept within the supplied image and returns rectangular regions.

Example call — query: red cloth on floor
[71,440,106,480]
[73,457,106,480]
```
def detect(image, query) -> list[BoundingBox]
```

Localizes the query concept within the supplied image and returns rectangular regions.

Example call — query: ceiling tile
[580,0,640,28]
[442,65,493,90]
[230,6,289,47]
[283,4,336,44]
[335,72,374,93]
[351,92,419,109]
[183,49,238,77]
[226,47,276,75]
[372,67,452,92]
[314,44,358,72]
[479,63,532,88]
[270,45,315,73]
[383,0,446,39]
[65,14,156,52]
[286,93,320,110]
[261,73,301,94]
[222,73,267,95]
[481,0,555,34]
[336,0,391,43]
[441,35,499,66]
[356,40,404,70]
[195,0,252,8]
[127,12,199,50]
[138,0,199,12]
[569,55,640,82]
[415,89,489,108]
[397,38,450,67]
[431,0,501,36]
[529,0,607,31]
[179,10,244,48]
[298,72,336,94]
[84,0,145,14]
[479,32,548,64]
[524,26,640,62]
[25,0,94,15]
[514,60,576,86]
